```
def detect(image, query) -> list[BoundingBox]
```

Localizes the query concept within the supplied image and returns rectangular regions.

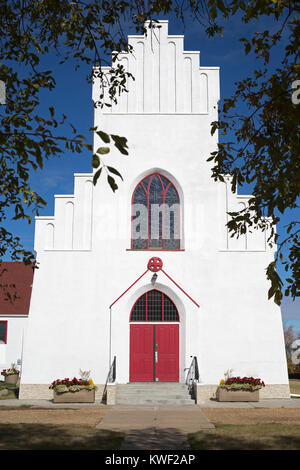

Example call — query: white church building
[19,21,289,401]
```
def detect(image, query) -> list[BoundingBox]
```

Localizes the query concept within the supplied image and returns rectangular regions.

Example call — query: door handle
[155,351,158,363]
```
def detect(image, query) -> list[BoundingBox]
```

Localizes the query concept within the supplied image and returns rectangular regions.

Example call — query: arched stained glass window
[130,290,179,322]
[131,173,180,250]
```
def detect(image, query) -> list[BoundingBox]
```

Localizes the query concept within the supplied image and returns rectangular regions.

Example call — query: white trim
[103,112,209,116]
[0,315,28,318]
[199,66,220,70]
[129,322,180,325]
[219,249,267,253]
[44,249,92,252]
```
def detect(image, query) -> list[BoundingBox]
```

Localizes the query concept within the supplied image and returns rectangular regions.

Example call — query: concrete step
[117,383,188,387]
[116,384,189,391]
[116,398,195,405]
[116,389,189,395]
[116,383,195,405]
[117,394,192,400]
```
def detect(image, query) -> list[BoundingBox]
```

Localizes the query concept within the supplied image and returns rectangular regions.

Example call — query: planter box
[216,387,259,402]
[4,375,19,385]
[53,388,95,403]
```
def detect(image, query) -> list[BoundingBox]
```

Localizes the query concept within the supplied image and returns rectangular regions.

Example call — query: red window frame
[131,172,181,251]
[130,289,180,322]
[0,321,8,344]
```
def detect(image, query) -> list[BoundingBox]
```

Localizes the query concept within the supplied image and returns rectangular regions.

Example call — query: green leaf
[217,0,227,15]
[274,290,283,306]
[92,155,100,168]
[245,42,251,55]
[93,167,102,186]
[114,144,129,155]
[97,131,110,143]
[209,4,217,19]
[107,175,118,192]
[96,147,110,155]
[268,286,275,300]
[107,166,123,181]
[111,134,128,148]
[210,121,218,136]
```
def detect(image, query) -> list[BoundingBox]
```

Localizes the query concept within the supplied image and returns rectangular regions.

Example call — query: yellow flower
[219,379,225,385]
[89,378,94,386]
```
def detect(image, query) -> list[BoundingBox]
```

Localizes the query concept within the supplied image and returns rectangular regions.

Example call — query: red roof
[0,263,34,315]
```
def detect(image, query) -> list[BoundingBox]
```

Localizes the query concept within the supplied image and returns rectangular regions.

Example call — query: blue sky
[3,11,299,333]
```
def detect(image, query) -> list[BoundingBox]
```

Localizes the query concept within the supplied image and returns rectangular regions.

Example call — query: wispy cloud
[37,172,69,190]
[281,298,300,323]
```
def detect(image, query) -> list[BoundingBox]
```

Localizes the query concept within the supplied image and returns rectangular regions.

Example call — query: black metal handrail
[101,356,116,404]
[185,356,199,398]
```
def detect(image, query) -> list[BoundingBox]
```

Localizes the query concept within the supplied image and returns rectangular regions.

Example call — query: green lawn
[290,379,300,395]
[0,391,16,400]
[0,423,124,450]
[189,424,300,450]
[0,382,18,400]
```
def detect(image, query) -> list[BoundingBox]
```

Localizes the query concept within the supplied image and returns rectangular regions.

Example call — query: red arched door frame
[129,290,180,382]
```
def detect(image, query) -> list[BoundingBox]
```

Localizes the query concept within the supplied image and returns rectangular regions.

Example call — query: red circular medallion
[148,257,163,272]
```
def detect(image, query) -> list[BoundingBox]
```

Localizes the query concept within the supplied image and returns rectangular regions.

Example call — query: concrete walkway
[96,405,214,450]
[0,398,299,408]
[94,399,300,449]
[199,398,300,408]
[0,399,107,408]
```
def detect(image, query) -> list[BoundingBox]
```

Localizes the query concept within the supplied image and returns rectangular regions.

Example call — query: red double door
[130,324,179,382]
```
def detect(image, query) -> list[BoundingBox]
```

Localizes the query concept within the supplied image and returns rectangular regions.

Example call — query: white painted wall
[0,316,27,379]
[20,21,288,392]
